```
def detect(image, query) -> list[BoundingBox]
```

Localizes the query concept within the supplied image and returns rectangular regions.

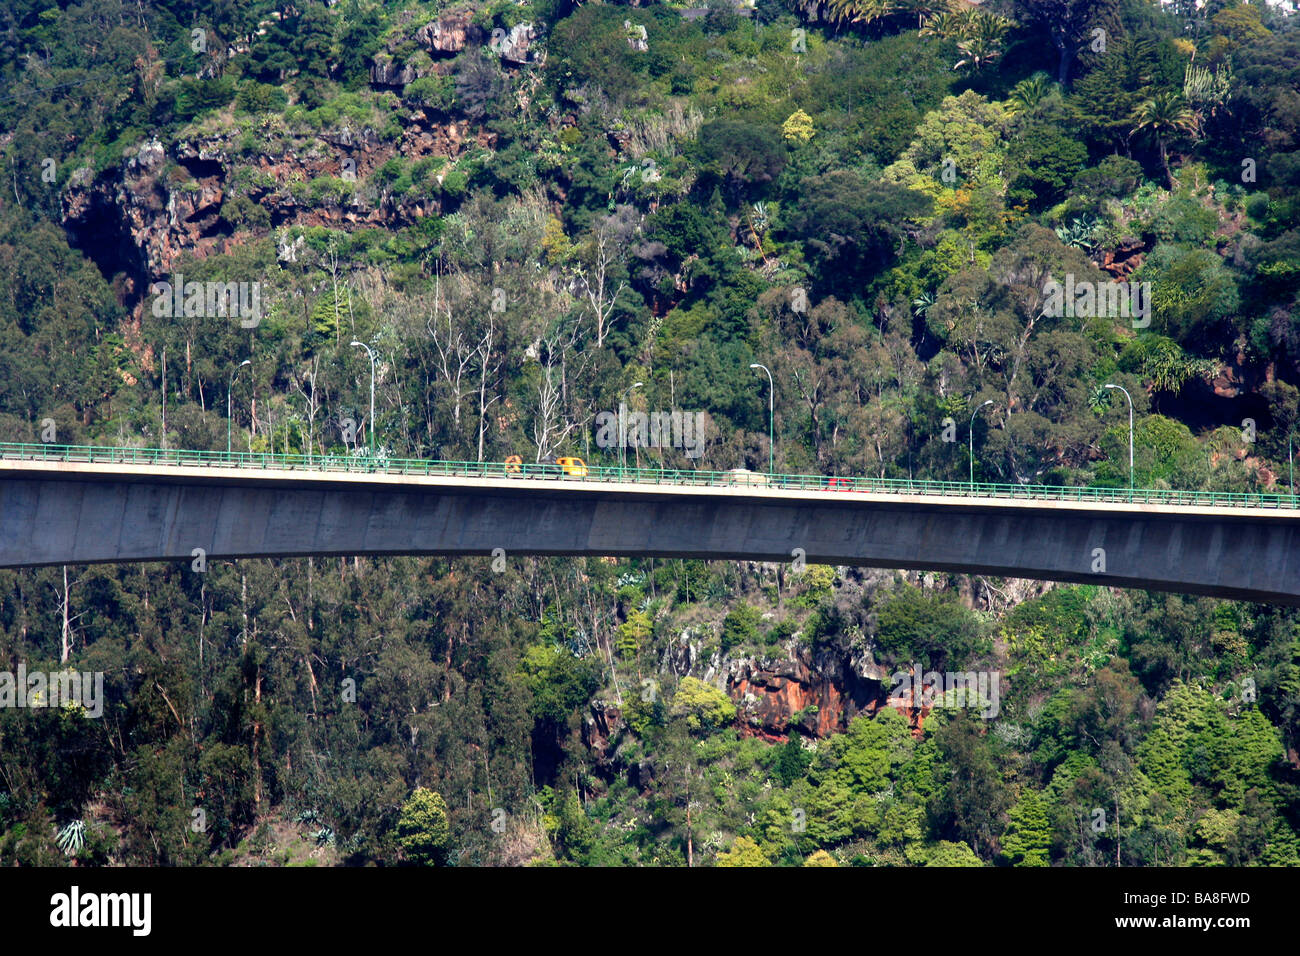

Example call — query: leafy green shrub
[767,618,797,646]
[440,167,469,199]
[1151,194,1220,245]
[235,82,288,114]
[792,564,836,608]
[774,731,813,785]
[394,788,450,866]
[716,835,770,866]
[875,585,985,669]
[1244,192,1271,222]
[173,76,236,120]
[286,91,373,131]
[670,676,737,731]
[1072,155,1143,208]
[721,605,762,651]
[222,194,271,230]
[617,609,653,659]
[405,75,455,112]
[307,176,354,206]
[519,643,600,724]
[1010,119,1088,209]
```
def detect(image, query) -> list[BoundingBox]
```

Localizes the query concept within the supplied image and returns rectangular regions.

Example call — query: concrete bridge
[1,453,1298,606]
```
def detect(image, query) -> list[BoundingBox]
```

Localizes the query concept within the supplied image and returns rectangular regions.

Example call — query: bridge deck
[1,453,1297,521]
[2,445,1298,605]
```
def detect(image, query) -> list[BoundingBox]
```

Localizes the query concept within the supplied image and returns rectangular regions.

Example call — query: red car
[825,477,856,492]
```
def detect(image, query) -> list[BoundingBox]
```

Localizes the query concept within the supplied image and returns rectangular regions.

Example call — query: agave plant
[1055,215,1101,252]
[314,826,337,847]
[912,289,936,318]
[56,819,87,857]
[1088,383,1113,414]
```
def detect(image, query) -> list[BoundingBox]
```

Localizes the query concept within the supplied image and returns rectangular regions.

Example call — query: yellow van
[555,457,588,477]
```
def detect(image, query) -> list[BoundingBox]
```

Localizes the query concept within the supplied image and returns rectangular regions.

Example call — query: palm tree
[918,10,959,38]
[747,202,774,270]
[824,0,861,25]
[830,0,949,33]
[900,0,956,29]
[952,11,1012,72]
[859,0,899,27]
[1130,91,1196,190]
[1007,71,1058,115]
[1131,336,1218,394]
[826,0,897,28]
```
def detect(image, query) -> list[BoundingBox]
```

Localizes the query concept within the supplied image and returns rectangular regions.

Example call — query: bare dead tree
[573,206,637,348]
[292,356,322,457]
[427,271,478,435]
[530,318,591,461]
[474,314,501,463]
[58,565,88,664]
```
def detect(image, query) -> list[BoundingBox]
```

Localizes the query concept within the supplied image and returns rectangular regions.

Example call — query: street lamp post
[350,341,377,456]
[303,370,315,464]
[227,359,251,456]
[750,363,774,475]
[1279,429,1289,496]
[1104,383,1134,489]
[619,382,643,475]
[969,400,993,489]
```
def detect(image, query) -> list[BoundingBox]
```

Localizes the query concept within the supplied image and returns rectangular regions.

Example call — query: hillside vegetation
[0,0,1298,866]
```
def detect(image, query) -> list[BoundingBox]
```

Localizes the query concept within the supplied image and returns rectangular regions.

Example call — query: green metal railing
[2,442,1297,510]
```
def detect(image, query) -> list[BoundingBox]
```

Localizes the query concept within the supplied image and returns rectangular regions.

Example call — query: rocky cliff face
[728,650,889,739]
[60,119,497,308]
[61,140,237,286]
[580,641,917,783]
[368,11,539,85]
[494,23,539,65]
[370,10,483,86]
[1099,237,1146,278]
[419,11,482,57]
[58,5,528,314]
[658,623,902,739]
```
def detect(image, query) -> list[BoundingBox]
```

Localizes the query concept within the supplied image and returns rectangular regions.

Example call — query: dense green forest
[0,0,1298,866]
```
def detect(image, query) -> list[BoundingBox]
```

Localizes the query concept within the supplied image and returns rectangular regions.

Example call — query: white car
[723,468,770,486]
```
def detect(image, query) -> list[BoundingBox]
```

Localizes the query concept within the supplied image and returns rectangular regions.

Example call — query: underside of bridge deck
[2,470,1296,606]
